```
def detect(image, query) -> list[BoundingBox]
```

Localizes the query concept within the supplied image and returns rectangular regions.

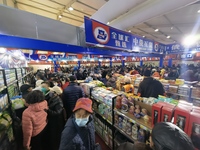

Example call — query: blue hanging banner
[165,41,200,54]
[132,36,154,52]
[154,42,166,53]
[165,44,185,54]
[84,17,133,51]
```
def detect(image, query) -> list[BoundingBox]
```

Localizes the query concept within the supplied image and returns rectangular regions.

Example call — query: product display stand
[0,67,33,149]
[90,87,153,150]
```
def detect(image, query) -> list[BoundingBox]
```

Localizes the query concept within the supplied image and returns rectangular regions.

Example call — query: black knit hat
[20,84,32,98]
[152,122,195,150]
[143,69,151,77]
[69,75,77,82]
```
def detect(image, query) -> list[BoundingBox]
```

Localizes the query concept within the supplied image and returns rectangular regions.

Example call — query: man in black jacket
[62,76,85,119]
[138,69,165,98]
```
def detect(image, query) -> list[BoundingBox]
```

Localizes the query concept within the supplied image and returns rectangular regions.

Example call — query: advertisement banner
[85,17,132,51]
[132,35,154,52]
[154,42,166,53]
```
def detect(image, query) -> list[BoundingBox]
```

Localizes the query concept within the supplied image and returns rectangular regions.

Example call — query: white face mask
[54,82,58,86]
[75,117,89,127]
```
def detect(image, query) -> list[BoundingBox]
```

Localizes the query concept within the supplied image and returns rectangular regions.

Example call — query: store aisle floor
[95,133,111,150]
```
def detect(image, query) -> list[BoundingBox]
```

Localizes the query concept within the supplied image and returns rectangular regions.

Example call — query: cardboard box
[188,112,200,150]
[174,106,191,134]
[152,103,163,126]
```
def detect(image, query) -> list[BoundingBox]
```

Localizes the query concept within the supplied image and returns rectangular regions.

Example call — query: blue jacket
[59,115,95,150]
[62,82,85,118]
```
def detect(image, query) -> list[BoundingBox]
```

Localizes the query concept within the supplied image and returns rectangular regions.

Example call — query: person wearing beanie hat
[20,84,33,99]
[59,98,98,150]
[138,68,165,98]
[150,122,195,150]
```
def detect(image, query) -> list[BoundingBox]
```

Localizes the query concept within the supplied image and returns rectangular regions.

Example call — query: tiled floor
[95,133,111,150]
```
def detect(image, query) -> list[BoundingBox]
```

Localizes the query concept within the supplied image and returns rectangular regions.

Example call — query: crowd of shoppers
[17,64,199,150]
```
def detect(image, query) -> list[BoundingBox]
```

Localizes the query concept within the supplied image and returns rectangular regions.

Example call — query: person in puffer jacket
[59,98,97,150]
[150,122,195,150]
[22,90,48,150]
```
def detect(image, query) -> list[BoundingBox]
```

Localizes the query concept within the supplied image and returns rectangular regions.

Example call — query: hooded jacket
[22,100,48,147]
[152,122,195,150]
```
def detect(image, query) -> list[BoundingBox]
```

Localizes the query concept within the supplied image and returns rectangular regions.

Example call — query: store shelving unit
[90,87,153,150]
[91,87,118,150]
[0,69,15,149]
[114,109,152,131]
[0,67,33,149]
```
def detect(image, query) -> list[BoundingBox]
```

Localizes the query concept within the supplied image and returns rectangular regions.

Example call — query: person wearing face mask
[41,81,53,100]
[59,98,99,150]
[41,82,65,150]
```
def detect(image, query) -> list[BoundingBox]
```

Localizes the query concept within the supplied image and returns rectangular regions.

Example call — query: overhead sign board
[85,17,157,52]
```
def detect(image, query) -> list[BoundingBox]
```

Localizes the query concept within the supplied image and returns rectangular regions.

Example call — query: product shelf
[0,104,9,114]
[6,80,17,87]
[95,131,112,150]
[166,92,189,98]
[92,97,112,109]
[0,86,7,92]
[114,109,152,131]
[114,125,137,143]
[191,97,200,100]
[93,108,112,125]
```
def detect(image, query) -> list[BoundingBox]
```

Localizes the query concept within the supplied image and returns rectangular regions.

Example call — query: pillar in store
[110,58,112,68]
[168,58,173,67]
[53,61,57,72]
[159,56,164,68]
[122,60,125,67]
[78,60,81,68]
[140,60,143,67]
[98,61,101,67]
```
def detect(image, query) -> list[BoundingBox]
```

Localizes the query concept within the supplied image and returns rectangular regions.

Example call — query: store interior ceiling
[5,0,200,45]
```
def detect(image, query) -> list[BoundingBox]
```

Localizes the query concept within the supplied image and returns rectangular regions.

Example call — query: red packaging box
[161,104,176,122]
[174,106,191,134]
[152,103,163,126]
[178,103,192,111]
[188,112,200,150]
[192,106,200,113]
[179,100,193,107]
